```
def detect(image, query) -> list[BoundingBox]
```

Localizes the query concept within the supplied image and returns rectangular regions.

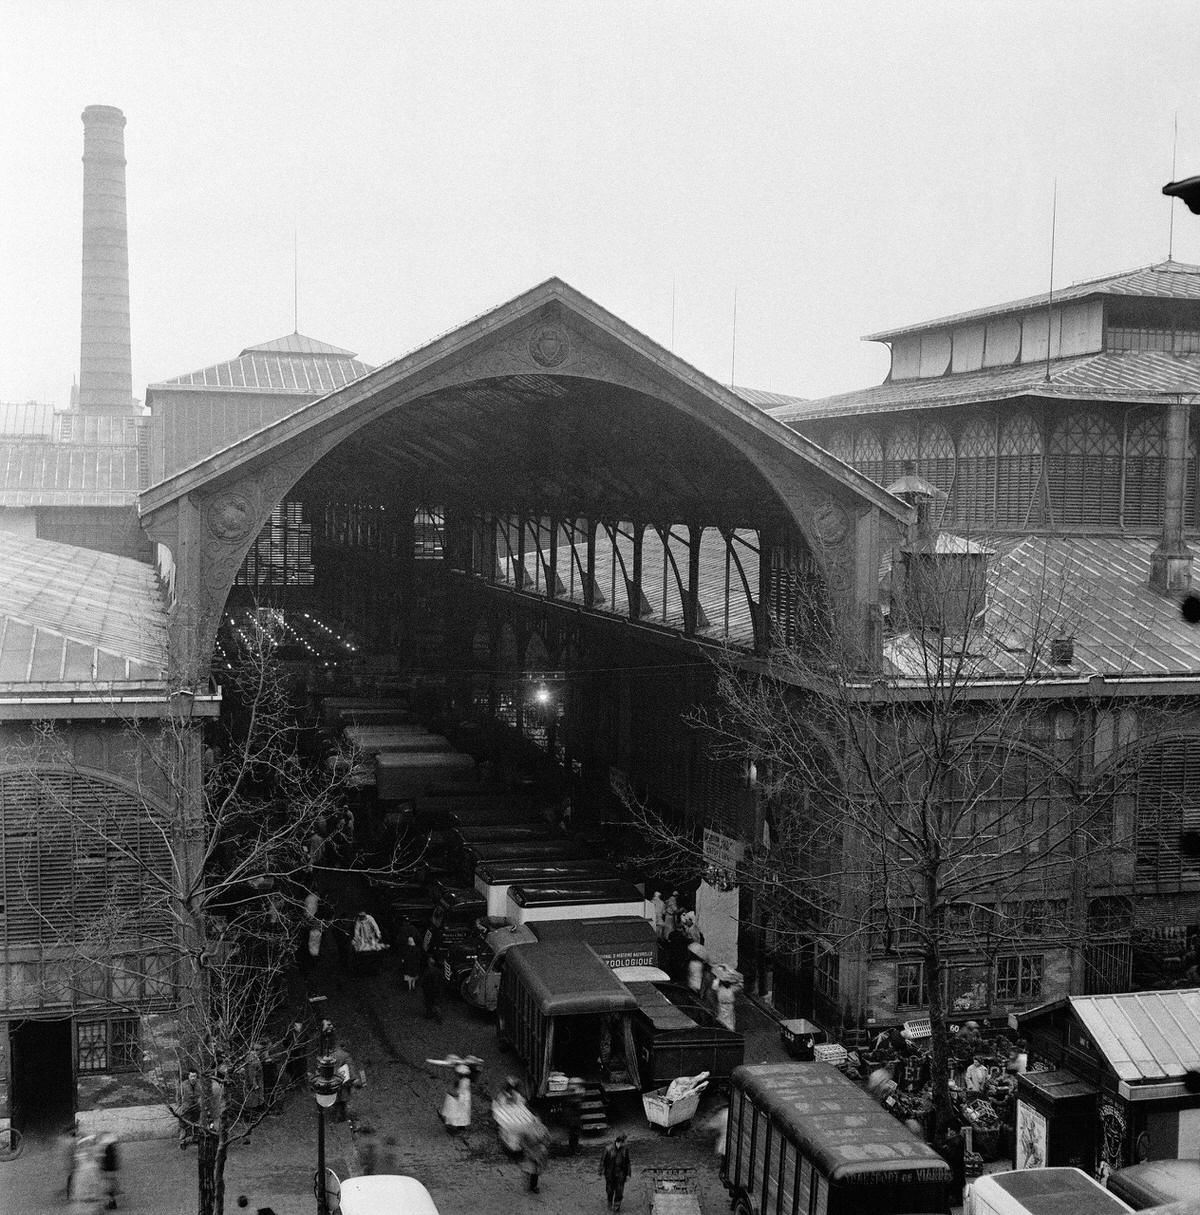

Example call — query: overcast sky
[3,2,1200,409]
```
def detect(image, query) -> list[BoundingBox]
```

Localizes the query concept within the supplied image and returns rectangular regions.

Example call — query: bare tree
[7,615,408,1215]
[624,522,1145,1137]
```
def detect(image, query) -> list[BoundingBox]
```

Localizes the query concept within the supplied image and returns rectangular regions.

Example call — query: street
[1,960,793,1214]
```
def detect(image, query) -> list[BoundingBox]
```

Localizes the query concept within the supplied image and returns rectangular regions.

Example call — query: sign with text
[703,829,745,873]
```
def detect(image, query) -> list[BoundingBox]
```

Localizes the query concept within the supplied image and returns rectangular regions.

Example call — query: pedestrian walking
[59,1123,78,1199]
[491,1077,530,1158]
[330,1036,359,1123]
[178,1069,201,1147]
[400,934,421,991]
[687,942,709,994]
[601,1132,632,1212]
[419,952,444,1021]
[97,1132,120,1210]
[440,1063,472,1134]
[70,1136,103,1215]
[520,1122,549,1193]
[240,1044,265,1141]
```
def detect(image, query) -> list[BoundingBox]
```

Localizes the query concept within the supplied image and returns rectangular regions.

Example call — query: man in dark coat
[601,1132,632,1212]
[419,952,444,1021]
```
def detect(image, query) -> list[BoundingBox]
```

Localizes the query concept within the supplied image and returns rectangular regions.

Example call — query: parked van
[968,1169,1131,1215]
[497,941,641,1096]
[1106,1161,1200,1209]
[339,1174,440,1215]
[463,915,657,1010]
[722,1063,952,1215]
[474,859,618,917]
[506,880,650,926]
[459,839,588,882]
[376,751,475,801]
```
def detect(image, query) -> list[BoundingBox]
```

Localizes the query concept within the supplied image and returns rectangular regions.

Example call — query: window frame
[75,1015,141,1075]
[995,953,1044,1004]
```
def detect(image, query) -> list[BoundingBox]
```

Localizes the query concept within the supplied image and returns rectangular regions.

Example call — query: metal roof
[884,535,1200,681]
[151,349,372,395]
[0,531,167,692]
[240,332,357,357]
[733,385,809,410]
[0,402,55,437]
[866,261,1200,341]
[1069,988,1200,1083]
[771,352,1200,424]
[0,440,144,506]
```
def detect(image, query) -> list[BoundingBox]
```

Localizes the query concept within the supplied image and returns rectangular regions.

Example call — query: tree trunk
[924,873,955,1141]
[197,1128,219,1215]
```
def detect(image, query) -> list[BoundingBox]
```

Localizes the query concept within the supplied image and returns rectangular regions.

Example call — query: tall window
[995,954,1044,1003]
[814,944,839,1000]
[883,423,918,488]
[236,501,314,586]
[1047,411,1122,526]
[896,961,926,1008]
[76,1017,140,1074]
[996,413,1045,528]
[954,418,996,533]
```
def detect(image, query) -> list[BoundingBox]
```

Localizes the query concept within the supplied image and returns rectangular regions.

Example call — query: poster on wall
[1016,1101,1047,1170]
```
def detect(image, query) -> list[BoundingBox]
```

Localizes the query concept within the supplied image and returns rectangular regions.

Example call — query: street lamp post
[309,1020,341,1215]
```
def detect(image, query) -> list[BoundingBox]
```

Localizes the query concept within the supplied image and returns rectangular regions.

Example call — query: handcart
[643,1072,708,1135]
[649,1166,701,1215]
[779,1018,824,1061]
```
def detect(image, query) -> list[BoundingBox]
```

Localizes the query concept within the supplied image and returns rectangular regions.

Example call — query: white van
[339,1174,441,1215]
[968,1169,1131,1215]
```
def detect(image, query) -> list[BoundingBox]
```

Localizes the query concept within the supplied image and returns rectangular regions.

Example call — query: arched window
[996,413,1045,528]
[954,418,996,533]
[883,423,918,487]
[1047,411,1122,526]
[1123,413,1164,530]
[1122,737,1200,890]
[823,429,853,463]
[917,423,956,525]
[852,430,885,486]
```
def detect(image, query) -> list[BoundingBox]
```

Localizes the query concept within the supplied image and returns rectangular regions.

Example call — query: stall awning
[1018,1068,1098,1105]
[1070,989,1200,1084]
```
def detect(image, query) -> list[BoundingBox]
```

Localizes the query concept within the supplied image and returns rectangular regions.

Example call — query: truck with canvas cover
[627,979,745,1090]
[496,941,641,1097]
[463,915,656,1010]
[722,1063,952,1215]
[474,858,618,917]
[459,838,588,883]
[506,880,650,926]
[376,750,475,801]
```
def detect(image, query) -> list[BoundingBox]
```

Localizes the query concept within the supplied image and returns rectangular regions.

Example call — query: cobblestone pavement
[2,960,793,1214]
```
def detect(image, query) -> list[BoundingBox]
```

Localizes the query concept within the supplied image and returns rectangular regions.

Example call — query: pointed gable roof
[240,332,357,357]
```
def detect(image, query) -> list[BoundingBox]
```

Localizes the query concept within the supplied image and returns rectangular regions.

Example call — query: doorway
[10,1018,75,1135]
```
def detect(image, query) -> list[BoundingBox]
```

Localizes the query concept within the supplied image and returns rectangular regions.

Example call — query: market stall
[1014,988,1200,1175]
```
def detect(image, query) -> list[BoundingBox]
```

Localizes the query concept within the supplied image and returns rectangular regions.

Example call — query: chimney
[78,105,133,415]
[1149,398,1193,594]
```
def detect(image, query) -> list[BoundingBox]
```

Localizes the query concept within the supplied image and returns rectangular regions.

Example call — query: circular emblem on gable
[207,493,255,543]
[529,324,569,368]
[813,500,850,547]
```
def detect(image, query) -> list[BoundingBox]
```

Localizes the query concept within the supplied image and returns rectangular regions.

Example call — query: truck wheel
[733,1196,753,1215]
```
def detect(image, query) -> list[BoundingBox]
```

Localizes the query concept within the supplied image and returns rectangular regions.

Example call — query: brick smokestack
[78,105,133,414]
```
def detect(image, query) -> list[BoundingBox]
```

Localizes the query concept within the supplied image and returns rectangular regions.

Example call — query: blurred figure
[400,935,421,991]
[70,1136,102,1215]
[59,1122,78,1199]
[521,1121,549,1193]
[441,1063,472,1135]
[97,1132,120,1210]
[420,953,444,1021]
[491,1077,529,1158]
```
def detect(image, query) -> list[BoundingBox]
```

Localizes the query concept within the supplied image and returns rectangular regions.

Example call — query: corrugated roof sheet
[771,352,1200,423]
[0,402,55,437]
[241,332,357,357]
[153,348,372,395]
[1069,989,1200,1083]
[0,531,167,691]
[884,535,1200,680]
[867,261,1200,340]
[0,441,144,506]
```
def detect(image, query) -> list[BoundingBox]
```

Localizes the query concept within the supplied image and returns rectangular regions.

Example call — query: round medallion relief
[529,324,570,368]
[207,492,256,542]
[813,499,850,547]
